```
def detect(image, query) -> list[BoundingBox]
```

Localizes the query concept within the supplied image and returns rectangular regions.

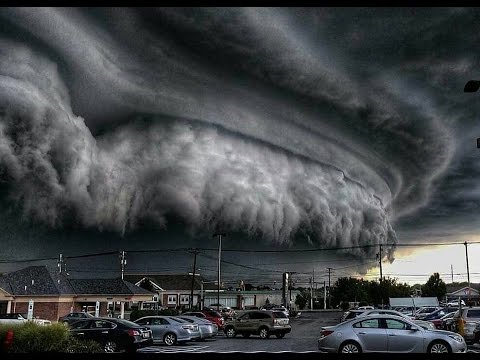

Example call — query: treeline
[295,272,448,309]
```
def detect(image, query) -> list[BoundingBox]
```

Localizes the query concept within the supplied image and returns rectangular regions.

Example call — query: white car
[447,300,465,307]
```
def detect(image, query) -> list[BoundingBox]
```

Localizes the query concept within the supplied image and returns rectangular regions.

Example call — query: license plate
[142,332,151,338]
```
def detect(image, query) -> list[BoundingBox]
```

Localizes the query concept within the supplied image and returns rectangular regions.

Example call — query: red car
[201,309,225,330]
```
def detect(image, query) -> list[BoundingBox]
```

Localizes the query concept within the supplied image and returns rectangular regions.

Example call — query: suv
[452,307,480,343]
[224,310,291,339]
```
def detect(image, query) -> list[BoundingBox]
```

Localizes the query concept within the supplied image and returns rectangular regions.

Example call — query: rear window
[273,311,288,319]
[467,310,480,318]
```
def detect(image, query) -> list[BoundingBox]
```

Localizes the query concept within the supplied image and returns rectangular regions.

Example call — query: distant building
[0,266,155,321]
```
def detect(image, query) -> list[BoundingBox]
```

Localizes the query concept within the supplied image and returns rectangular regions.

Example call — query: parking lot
[137,311,480,353]
[139,311,340,353]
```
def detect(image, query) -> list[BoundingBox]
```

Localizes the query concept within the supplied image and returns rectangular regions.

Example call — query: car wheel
[428,341,451,353]
[275,333,285,339]
[259,327,270,339]
[163,333,177,346]
[339,341,362,353]
[225,326,237,338]
[242,333,250,338]
[104,341,117,353]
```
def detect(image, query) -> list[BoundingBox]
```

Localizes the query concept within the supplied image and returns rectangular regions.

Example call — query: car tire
[259,327,270,339]
[163,333,177,346]
[225,326,237,338]
[339,341,362,353]
[242,333,250,338]
[428,341,451,353]
[275,333,285,339]
[103,341,117,353]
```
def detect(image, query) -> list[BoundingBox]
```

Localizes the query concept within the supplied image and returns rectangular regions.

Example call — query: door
[384,318,423,352]
[351,318,388,352]
[235,312,252,332]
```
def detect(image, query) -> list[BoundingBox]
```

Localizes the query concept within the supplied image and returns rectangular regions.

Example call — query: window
[385,319,408,329]
[244,296,254,306]
[167,295,177,305]
[70,320,91,329]
[353,319,379,328]
[180,295,190,304]
[136,318,150,325]
[273,312,287,318]
[467,310,480,318]
[239,313,250,320]
[90,320,115,329]
[151,318,169,325]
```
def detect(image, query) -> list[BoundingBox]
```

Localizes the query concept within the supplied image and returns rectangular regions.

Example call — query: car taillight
[320,330,334,338]
[4,329,14,349]
[128,329,140,337]
[182,324,196,331]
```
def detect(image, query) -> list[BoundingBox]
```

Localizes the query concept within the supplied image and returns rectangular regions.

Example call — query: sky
[0,7,480,287]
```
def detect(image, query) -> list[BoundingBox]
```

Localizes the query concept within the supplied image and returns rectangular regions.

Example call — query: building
[446,286,480,305]
[0,266,155,321]
[125,273,301,310]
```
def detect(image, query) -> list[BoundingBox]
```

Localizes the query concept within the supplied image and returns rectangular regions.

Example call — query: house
[124,273,218,310]
[446,286,480,305]
[0,266,155,321]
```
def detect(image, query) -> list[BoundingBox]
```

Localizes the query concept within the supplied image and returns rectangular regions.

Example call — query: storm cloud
[1,7,478,267]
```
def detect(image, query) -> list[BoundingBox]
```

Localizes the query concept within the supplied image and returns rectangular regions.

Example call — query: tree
[295,290,310,310]
[421,273,447,300]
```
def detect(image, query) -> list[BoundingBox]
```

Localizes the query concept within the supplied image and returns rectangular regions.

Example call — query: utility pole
[377,244,383,282]
[310,277,313,310]
[57,253,64,273]
[120,251,126,280]
[189,248,200,309]
[451,264,454,283]
[323,280,327,309]
[327,267,333,308]
[213,233,226,312]
[465,241,471,298]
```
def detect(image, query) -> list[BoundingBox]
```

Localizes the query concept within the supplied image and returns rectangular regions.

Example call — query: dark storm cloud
[0,7,478,268]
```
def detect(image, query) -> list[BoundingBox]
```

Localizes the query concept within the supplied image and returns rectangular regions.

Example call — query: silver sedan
[175,315,218,339]
[318,314,466,353]
[134,316,201,346]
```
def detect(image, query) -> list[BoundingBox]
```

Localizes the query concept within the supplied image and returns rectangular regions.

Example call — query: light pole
[213,233,226,313]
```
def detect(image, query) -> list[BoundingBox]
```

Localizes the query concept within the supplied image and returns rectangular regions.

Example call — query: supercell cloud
[1,7,477,264]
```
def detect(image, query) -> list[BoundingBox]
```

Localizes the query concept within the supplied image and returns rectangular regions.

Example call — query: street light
[213,233,226,313]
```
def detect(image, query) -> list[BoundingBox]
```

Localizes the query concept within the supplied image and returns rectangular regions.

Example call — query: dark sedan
[68,317,152,353]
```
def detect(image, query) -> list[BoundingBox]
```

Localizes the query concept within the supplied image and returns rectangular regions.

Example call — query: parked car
[134,316,200,346]
[201,309,225,330]
[318,314,466,353]
[60,312,94,325]
[0,313,28,325]
[416,307,459,321]
[357,306,374,310]
[271,306,289,318]
[447,300,466,307]
[431,311,457,330]
[205,305,236,320]
[182,311,207,318]
[175,315,218,339]
[68,317,152,352]
[341,309,367,322]
[451,307,480,343]
[224,310,291,339]
[357,309,435,330]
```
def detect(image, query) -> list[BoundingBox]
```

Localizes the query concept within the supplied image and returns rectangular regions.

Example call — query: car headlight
[448,335,464,343]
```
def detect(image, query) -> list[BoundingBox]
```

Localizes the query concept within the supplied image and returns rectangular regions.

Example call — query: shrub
[0,322,102,353]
